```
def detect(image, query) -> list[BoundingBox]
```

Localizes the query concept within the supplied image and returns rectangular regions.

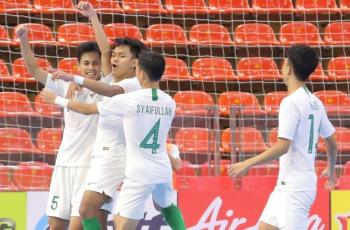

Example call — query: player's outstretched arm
[41,89,98,115]
[321,134,337,190]
[76,1,112,76]
[228,138,290,177]
[16,25,48,84]
[51,70,124,97]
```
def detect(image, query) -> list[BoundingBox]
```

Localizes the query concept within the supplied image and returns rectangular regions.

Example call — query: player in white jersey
[228,45,338,230]
[16,26,109,230]
[42,50,186,230]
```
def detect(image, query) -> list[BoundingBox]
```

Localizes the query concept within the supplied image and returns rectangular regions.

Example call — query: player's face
[77,52,102,81]
[111,45,137,80]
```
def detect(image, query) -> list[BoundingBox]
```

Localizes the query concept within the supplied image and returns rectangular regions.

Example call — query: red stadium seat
[328,57,350,81]
[343,161,350,175]
[33,0,77,14]
[324,22,350,46]
[0,128,41,154]
[200,160,231,176]
[0,165,16,190]
[104,23,143,41]
[34,95,62,117]
[279,22,324,46]
[309,64,328,81]
[340,0,350,13]
[268,127,278,146]
[0,25,15,46]
[12,58,51,83]
[36,128,62,154]
[252,0,294,14]
[218,91,267,117]
[234,23,280,46]
[87,0,124,13]
[13,23,57,46]
[0,92,37,117]
[174,91,214,116]
[208,0,252,14]
[236,57,281,81]
[314,90,350,115]
[192,58,237,81]
[189,24,234,46]
[0,0,36,13]
[315,160,327,175]
[57,23,95,46]
[221,127,267,154]
[163,57,191,80]
[58,58,80,75]
[175,161,197,176]
[165,0,209,14]
[13,161,53,190]
[318,127,350,154]
[295,0,340,14]
[146,24,188,46]
[121,0,167,14]
[0,59,12,82]
[264,91,288,116]
[175,128,214,154]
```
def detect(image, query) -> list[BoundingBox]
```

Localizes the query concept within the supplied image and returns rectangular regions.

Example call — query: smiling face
[77,52,102,81]
[110,45,137,80]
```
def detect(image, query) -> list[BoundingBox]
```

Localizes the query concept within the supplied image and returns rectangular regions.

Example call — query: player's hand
[228,162,249,178]
[49,69,74,82]
[40,89,57,104]
[15,25,28,40]
[65,82,82,99]
[76,1,96,18]
[321,167,337,191]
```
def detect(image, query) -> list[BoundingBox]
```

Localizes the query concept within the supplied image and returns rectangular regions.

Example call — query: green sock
[82,217,101,230]
[161,203,186,230]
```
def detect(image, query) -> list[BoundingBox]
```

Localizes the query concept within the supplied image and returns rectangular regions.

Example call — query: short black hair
[112,37,146,58]
[138,50,165,82]
[287,45,319,82]
[77,41,101,63]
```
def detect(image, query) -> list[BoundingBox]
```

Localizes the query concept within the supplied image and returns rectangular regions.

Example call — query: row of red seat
[0,0,349,15]
[1,22,350,47]
[2,56,350,83]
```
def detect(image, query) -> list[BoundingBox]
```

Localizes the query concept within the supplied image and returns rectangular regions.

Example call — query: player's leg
[48,216,69,230]
[153,183,186,230]
[258,190,283,230]
[258,222,279,230]
[68,216,83,230]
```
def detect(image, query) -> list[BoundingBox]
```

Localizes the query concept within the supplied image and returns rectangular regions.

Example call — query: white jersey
[277,86,335,191]
[98,88,175,184]
[45,73,104,166]
[95,76,141,163]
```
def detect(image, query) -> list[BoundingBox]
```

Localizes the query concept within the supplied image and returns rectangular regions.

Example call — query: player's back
[277,86,334,191]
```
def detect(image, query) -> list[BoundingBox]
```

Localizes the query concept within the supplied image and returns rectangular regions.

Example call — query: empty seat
[318,127,350,154]
[13,23,57,46]
[57,23,95,46]
[221,127,267,154]
[234,23,280,46]
[0,92,36,117]
[0,59,12,82]
[33,0,77,14]
[279,22,324,46]
[236,57,281,81]
[264,91,288,115]
[121,0,167,14]
[343,161,350,175]
[0,128,41,154]
[314,90,350,115]
[58,58,79,75]
[340,0,350,13]
[13,161,53,190]
[189,24,234,46]
[268,127,278,146]
[192,58,237,81]
[218,91,267,116]
[208,0,252,14]
[36,128,62,154]
[252,0,294,14]
[324,22,350,45]
[146,24,188,46]
[163,57,191,80]
[34,95,62,117]
[0,25,15,46]
[295,0,340,14]
[309,64,328,81]
[175,128,214,154]
[165,0,209,14]
[87,0,124,13]
[328,57,350,81]
[104,23,143,41]
[12,58,51,83]
[174,91,214,116]
[0,0,36,13]
[0,165,16,190]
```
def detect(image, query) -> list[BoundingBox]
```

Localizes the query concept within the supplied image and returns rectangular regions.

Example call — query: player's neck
[287,79,305,95]
[142,81,159,89]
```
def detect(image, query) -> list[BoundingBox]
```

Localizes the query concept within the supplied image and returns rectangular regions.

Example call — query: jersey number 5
[140,119,160,154]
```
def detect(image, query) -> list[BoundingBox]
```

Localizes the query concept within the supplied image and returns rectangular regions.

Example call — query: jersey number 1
[140,119,160,154]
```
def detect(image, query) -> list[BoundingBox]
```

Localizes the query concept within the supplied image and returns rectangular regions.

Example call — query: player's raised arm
[41,89,98,115]
[76,1,112,76]
[16,25,48,84]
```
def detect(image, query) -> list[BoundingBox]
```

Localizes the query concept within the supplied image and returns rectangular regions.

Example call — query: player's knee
[79,203,96,219]
[48,217,66,230]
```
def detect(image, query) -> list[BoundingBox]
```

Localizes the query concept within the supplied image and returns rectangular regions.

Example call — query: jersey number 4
[140,119,160,154]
